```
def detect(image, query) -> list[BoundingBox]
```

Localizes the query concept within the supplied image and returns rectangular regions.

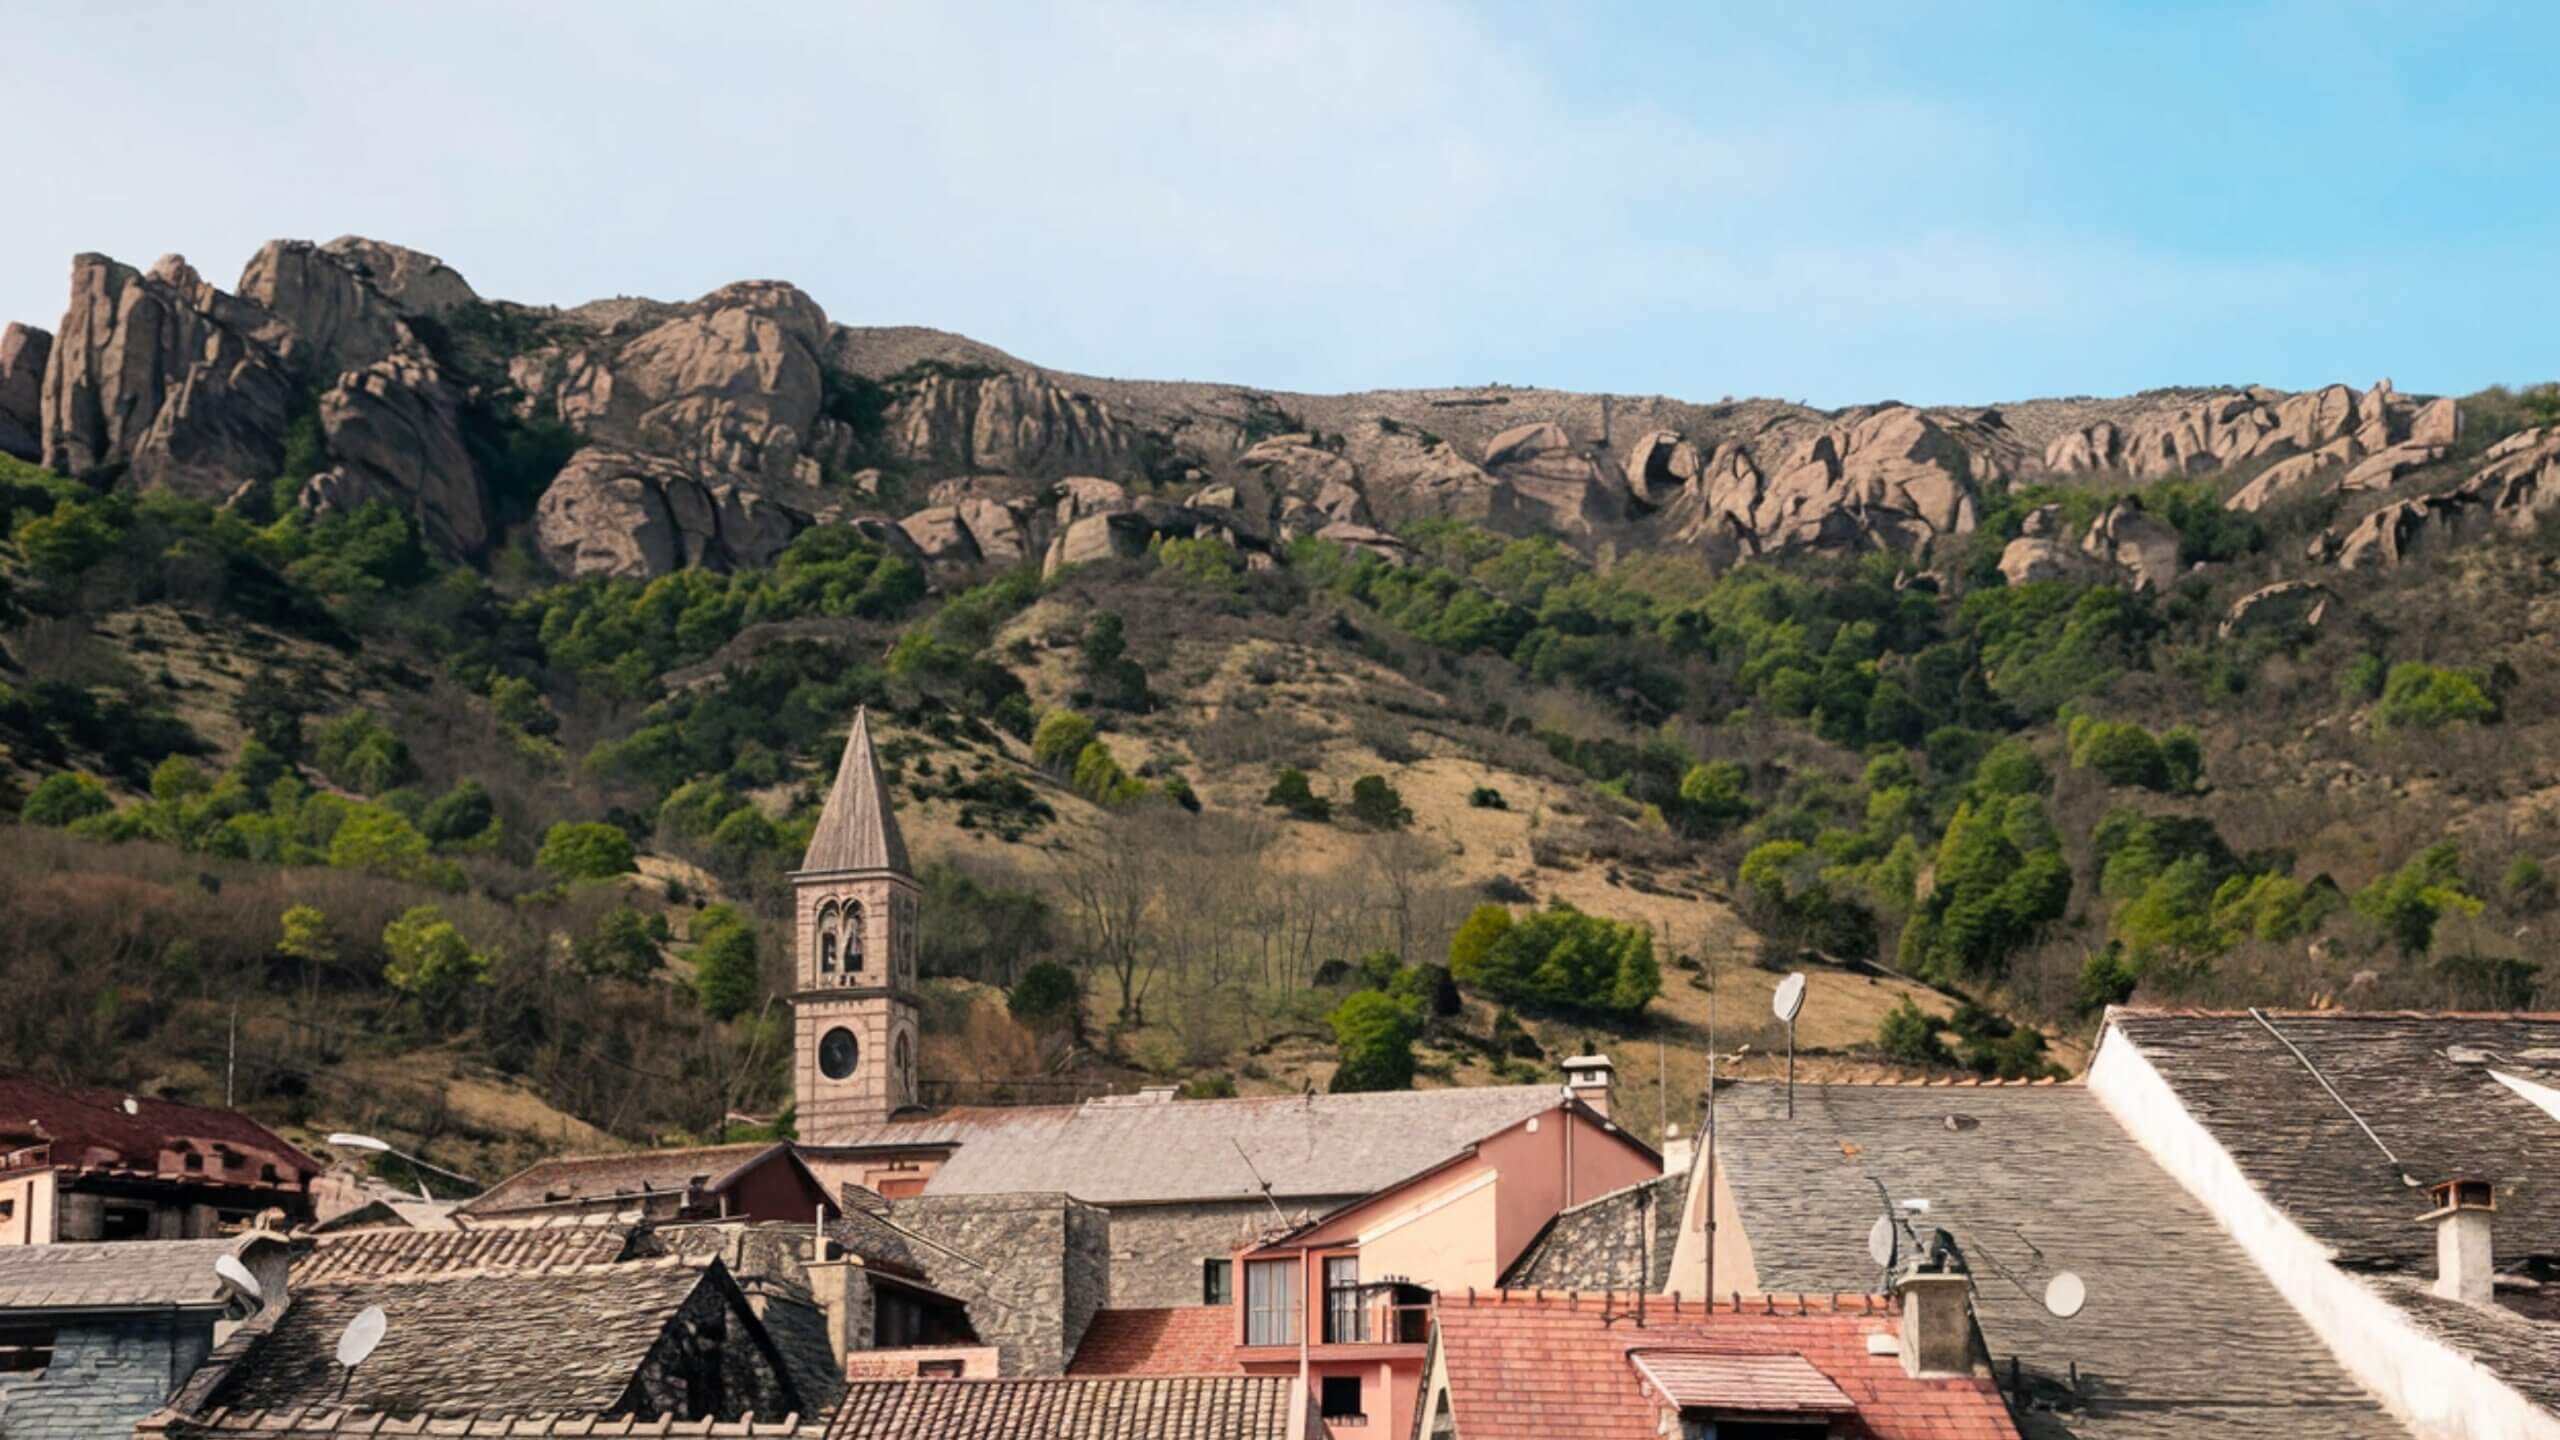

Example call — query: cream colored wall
[2091,1026,2560,1440]
[0,1170,55,1245]
[1355,1172,1501,1291]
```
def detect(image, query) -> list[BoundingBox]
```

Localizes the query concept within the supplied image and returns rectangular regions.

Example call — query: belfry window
[818,904,840,974]
[846,902,867,972]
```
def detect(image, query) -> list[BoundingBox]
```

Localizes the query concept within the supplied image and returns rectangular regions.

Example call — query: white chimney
[1660,1123,1693,1180]
[2419,1178,2496,1305]
[1895,1268,1975,1379]
[1562,1054,1615,1120]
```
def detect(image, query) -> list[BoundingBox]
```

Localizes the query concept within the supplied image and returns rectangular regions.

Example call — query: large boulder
[887,370,1137,479]
[1748,408,1983,553]
[0,322,48,461]
[1055,476,1130,523]
[1622,430,1702,505]
[41,253,295,495]
[898,504,983,566]
[302,347,486,552]
[2311,429,2560,572]
[1479,421,1622,532]
[2081,501,2182,592]
[236,236,474,378]
[2220,580,2332,639]
[1340,423,1505,525]
[2227,436,2363,512]
[1042,509,1152,577]
[1997,506,2100,586]
[534,445,805,578]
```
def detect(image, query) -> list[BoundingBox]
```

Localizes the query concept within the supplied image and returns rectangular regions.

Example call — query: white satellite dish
[1900,1198,1931,1215]
[213,1252,263,1302]
[1772,972,1808,1024]
[1867,1216,1896,1267]
[336,1305,388,1369]
[326,1133,390,1153]
[2044,1271,2087,1319]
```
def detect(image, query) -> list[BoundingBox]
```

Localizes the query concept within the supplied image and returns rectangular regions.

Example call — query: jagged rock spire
[799,706,910,875]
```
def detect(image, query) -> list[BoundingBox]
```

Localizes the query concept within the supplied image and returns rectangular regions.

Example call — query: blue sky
[5,2,2551,406]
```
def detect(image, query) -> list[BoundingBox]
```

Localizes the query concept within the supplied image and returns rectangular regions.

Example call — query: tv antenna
[1773,972,1807,1119]
[334,1305,387,1400]
[1231,1138,1288,1226]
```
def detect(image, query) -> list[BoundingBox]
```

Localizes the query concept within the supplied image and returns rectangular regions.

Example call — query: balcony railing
[1321,1295,1430,1347]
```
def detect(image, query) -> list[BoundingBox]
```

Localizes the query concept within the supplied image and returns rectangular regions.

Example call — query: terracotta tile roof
[147,1411,825,1437]
[799,706,910,874]
[0,1070,321,1187]
[824,1375,1301,1440]
[1066,1307,1241,1375]
[204,1258,731,1415]
[1712,1081,2404,1439]
[823,1086,1577,1204]
[291,1221,643,1283]
[0,1234,285,1311]
[1629,1348,1857,1414]
[2105,1009,2560,1267]
[1430,1291,2016,1440]
[460,1141,800,1217]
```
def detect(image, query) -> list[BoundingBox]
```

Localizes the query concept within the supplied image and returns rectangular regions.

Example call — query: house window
[1323,1256,1365,1343]
[1321,1375,1365,1421]
[1682,1419,1829,1440]
[918,1359,964,1379]
[0,1198,13,1220]
[1244,1259,1300,1346]
[1203,1258,1232,1306]
[0,1322,53,1374]
[182,1152,204,1172]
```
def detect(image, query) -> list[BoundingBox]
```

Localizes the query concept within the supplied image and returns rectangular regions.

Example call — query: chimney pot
[1562,1054,1615,1120]
[2419,1177,2496,1305]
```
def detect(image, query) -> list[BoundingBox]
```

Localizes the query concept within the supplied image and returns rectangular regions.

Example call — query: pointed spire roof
[799,706,912,875]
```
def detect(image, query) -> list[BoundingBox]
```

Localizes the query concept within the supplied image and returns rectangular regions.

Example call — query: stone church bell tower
[790,706,921,1142]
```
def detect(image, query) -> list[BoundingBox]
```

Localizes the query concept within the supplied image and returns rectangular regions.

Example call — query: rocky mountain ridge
[0,234,2527,600]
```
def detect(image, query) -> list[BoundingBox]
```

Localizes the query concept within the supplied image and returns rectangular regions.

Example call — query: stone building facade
[896,1192,1110,1377]
[0,1310,215,1439]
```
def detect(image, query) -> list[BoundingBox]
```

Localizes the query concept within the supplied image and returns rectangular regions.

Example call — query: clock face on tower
[818,1026,860,1081]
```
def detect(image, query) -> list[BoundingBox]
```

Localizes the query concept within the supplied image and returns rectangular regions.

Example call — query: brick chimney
[1894,1262,1975,1379]
[2419,1178,2496,1304]
[1562,1054,1615,1120]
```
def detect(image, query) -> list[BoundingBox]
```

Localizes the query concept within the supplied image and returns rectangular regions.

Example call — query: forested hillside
[3,235,2556,1182]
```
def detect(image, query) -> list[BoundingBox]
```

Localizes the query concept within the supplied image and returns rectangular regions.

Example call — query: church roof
[799,706,911,875]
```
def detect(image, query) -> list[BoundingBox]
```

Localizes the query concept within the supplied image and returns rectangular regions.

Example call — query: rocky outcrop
[1340,424,1505,525]
[2081,501,2182,592]
[1042,510,1152,578]
[0,322,48,461]
[1055,476,1129,523]
[237,237,475,377]
[1998,506,2101,586]
[534,445,805,578]
[2220,580,2332,639]
[1622,430,1702,505]
[1313,522,1418,566]
[302,348,486,552]
[2315,429,2560,571]
[887,370,1137,479]
[2227,436,2364,512]
[1736,408,1987,553]
[41,254,296,494]
[2051,380,2448,486]
[2338,442,2447,494]
[1478,422,1623,532]
[899,498,1038,567]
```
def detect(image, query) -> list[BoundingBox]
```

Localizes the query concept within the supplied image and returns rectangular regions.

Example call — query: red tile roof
[1630,1349,1857,1415]
[1431,1292,2018,1440]
[1067,1306,1242,1375]
[0,1071,320,1188]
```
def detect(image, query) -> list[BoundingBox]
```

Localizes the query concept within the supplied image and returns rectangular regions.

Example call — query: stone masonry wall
[896,1192,1105,1377]
[1105,1199,1352,1308]
[0,1313,212,1440]
[623,1276,798,1421]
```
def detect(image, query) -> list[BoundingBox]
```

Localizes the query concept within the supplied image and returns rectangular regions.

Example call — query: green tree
[2375,663,2498,735]
[419,780,497,849]
[1009,960,1082,1028]
[278,904,337,1004]
[2354,841,2483,956]
[2075,947,2139,1016]
[1449,903,1513,976]
[2114,857,2224,974]
[489,675,557,736]
[690,904,761,1020]
[708,806,782,867]
[1031,709,1097,771]
[538,821,637,882]
[1347,774,1412,829]
[1677,760,1752,829]
[1264,768,1331,822]
[381,905,491,1009]
[22,771,111,827]
[1455,905,1658,1018]
[575,907,662,980]
[1328,989,1422,1092]
[2073,720,2169,790]
[1876,998,1954,1067]
[2338,653,2386,703]
[327,805,433,879]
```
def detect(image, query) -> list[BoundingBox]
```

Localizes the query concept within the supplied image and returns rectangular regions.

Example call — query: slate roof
[1712,1082,2401,1440]
[826,1086,1571,1204]
[824,1375,1301,1440]
[2369,1273,2560,1417]
[1502,1168,1690,1292]
[205,1258,715,1415]
[0,1070,321,1187]
[0,1234,282,1312]
[2104,1010,2560,1267]
[799,706,910,875]
[1430,1291,2017,1440]
[459,1141,811,1217]
[291,1221,642,1283]
[1067,1306,1242,1375]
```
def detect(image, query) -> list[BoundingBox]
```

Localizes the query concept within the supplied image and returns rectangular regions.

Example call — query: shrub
[2505,856,2555,915]
[326,806,434,880]
[2374,663,2498,735]
[1009,960,1081,1027]
[1489,1006,1542,1060]
[2075,947,2138,1016]
[538,821,637,881]
[576,907,662,980]
[1875,998,1953,1067]
[1264,768,1332,822]
[1467,785,1507,810]
[2072,720,2169,790]
[2337,653,2386,703]
[419,780,497,849]
[1328,989,1422,1092]
[1971,739,2046,799]
[22,770,111,827]
[311,711,414,794]
[1449,903,1514,976]
[1347,774,1412,830]
[1677,760,1752,829]
[2353,841,2482,956]
[381,905,491,1008]
[690,904,761,1020]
